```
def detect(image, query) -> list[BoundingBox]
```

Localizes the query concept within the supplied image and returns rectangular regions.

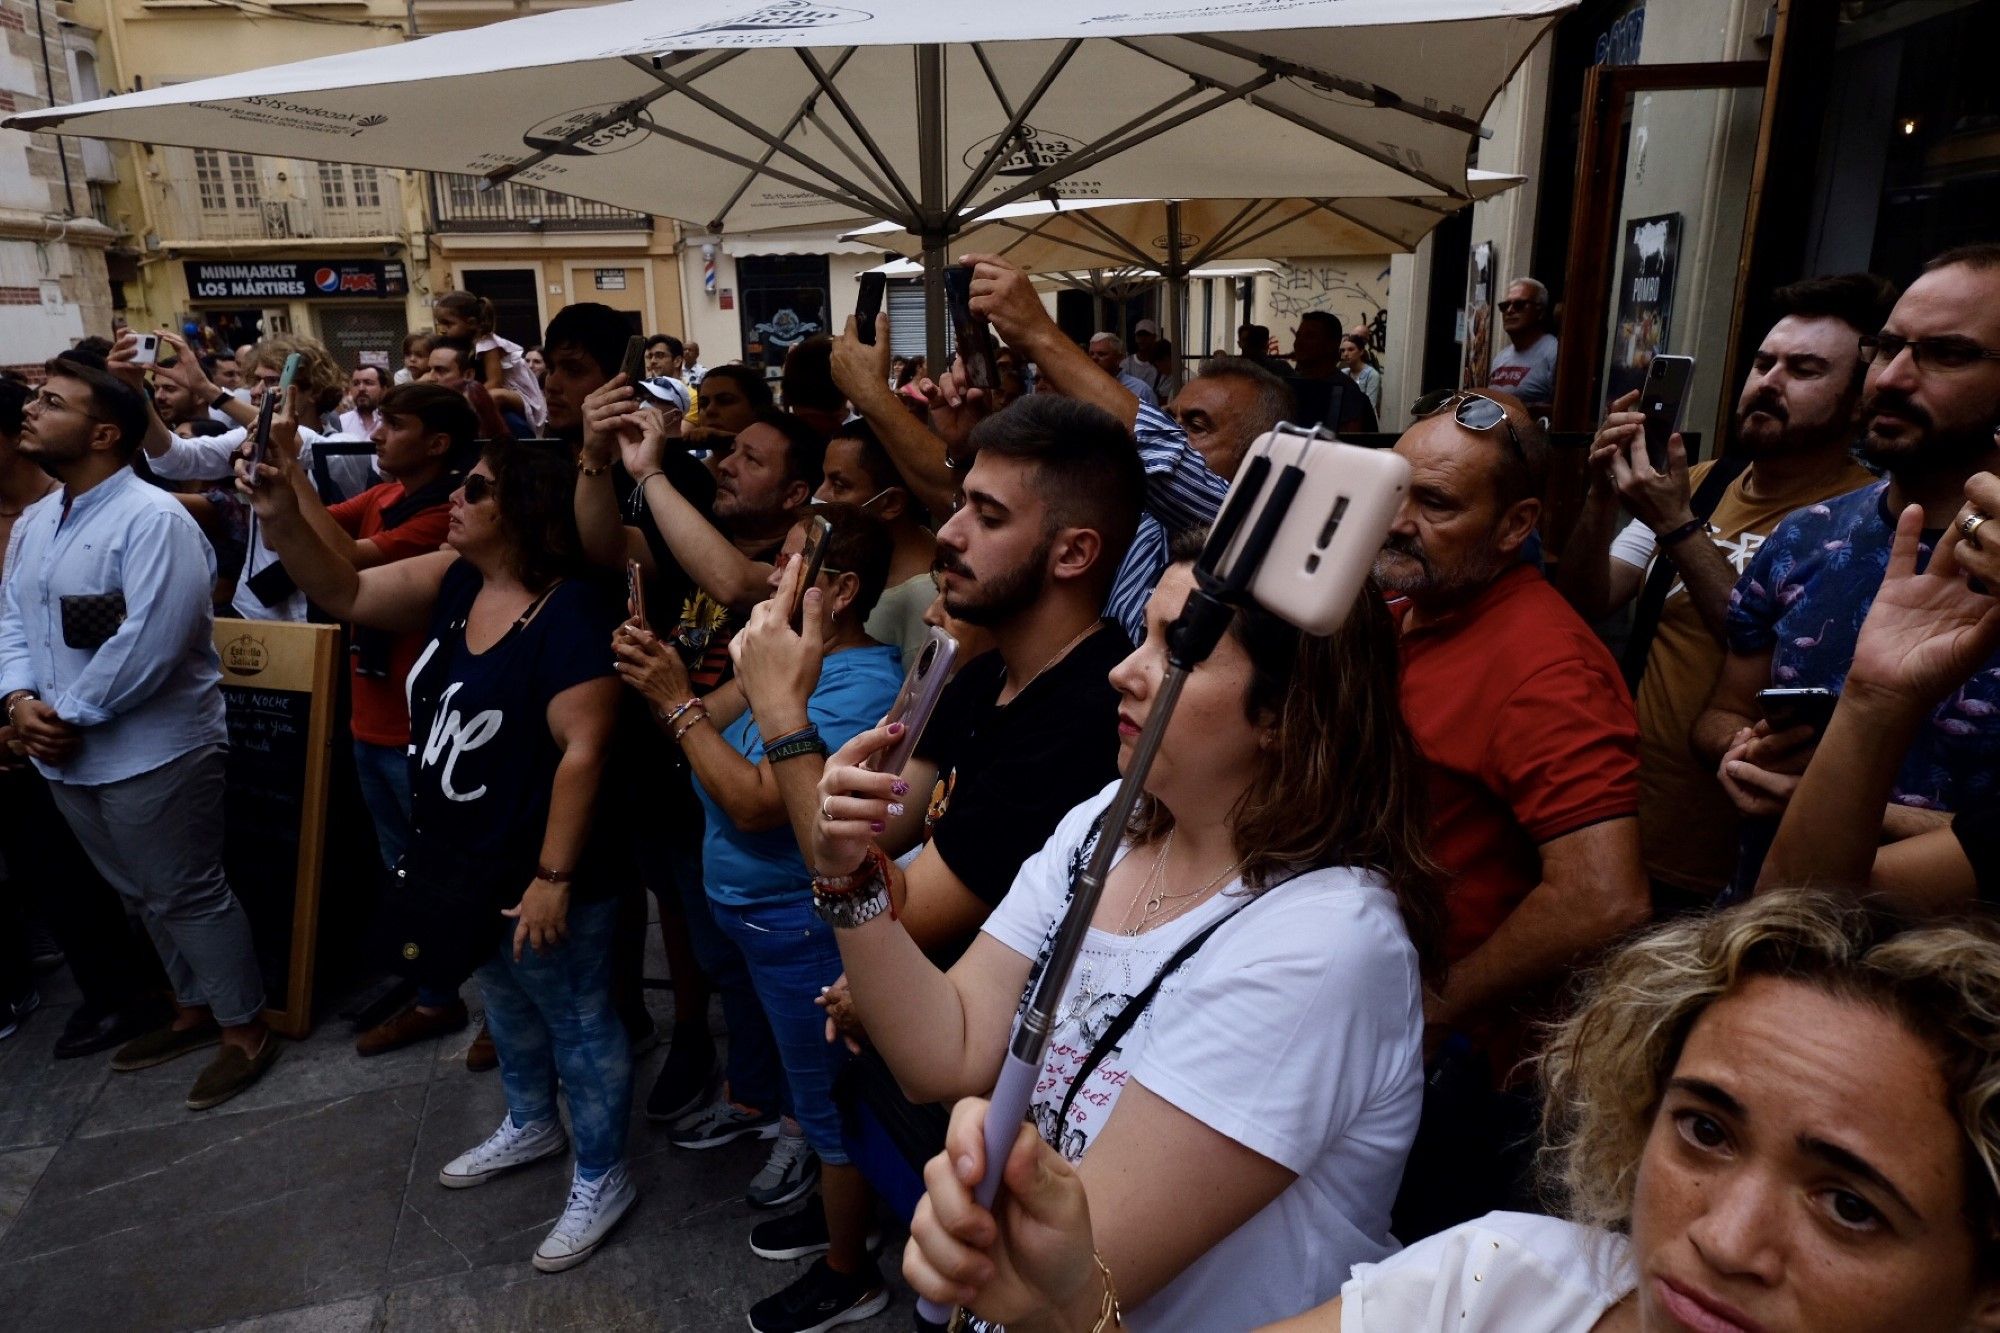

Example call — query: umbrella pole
[917,44,948,373]
[1165,200,1189,360]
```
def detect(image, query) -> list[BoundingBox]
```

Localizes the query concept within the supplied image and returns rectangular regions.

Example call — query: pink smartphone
[625,558,648,631]
[865,627,959,774]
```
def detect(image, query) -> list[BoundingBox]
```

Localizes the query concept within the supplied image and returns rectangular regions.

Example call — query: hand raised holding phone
[731,552,828,735]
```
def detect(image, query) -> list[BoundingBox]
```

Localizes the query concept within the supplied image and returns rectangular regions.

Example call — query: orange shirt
[328,481,451,747]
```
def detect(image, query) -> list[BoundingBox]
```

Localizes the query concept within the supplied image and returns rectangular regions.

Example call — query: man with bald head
[1381,388,1648,1238]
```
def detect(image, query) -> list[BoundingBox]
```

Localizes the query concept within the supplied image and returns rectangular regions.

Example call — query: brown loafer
[465,1019,498,1072]
[186,1035,282,1111]
[355,999,469,1058]
[110,1018,220,1072]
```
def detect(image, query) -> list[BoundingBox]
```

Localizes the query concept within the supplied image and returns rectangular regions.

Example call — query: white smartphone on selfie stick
[916,424,1410,1326]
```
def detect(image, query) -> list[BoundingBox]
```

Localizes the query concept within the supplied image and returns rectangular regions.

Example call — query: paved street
[0,937,912,1332]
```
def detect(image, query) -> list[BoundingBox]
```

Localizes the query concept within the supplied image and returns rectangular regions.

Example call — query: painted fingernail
[887,722,904,735]
[891,781,910,796]
[870,821,885,833]
[887,803,905,818]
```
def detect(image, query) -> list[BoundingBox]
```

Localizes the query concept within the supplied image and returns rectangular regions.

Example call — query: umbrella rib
[973,73,1274,219]
[641,116,891,224]
[968,43,1018,120]
[794,47,922,219]
[1210,200,1346,260]
[1176,34,1490,138]
[630,55,905,222]
[950,39,1083,216]
[705,47,866,230]
[1187,198,1283,267]
[1067,210,1156,268]
[1303,198,1413,250]
[805,107,905,210]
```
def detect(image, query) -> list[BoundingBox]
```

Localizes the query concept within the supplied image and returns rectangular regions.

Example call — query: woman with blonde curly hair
[906,888,2000,1333]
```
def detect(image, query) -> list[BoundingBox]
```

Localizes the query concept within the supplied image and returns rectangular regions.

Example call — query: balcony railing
[429,173,650,233]
[149,147,405,243]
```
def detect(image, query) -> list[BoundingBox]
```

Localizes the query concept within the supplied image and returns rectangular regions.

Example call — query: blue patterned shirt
[1725,479,2000,810]
[1104,405,1232,641]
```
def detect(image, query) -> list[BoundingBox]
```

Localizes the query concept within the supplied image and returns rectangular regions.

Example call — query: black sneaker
[749,1198,883,1262]
[748,1257,889,1333]
[646,1023,716,1122]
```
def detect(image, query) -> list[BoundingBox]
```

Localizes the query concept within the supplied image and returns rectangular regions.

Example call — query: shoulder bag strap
[1052,899,1252,1135]
[1619,451,1752,690]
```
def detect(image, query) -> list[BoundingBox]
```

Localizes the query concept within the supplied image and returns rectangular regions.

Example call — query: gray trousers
[48,744,266,1026]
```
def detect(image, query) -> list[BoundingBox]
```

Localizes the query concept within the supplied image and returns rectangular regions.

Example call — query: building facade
[0,0,116,373]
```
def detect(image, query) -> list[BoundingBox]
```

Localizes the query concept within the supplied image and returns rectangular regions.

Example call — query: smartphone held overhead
[1638,354,1695,472]
[943,266,999,392]
[866,628,960,776]
[248,352,302,472]
[854,272,886,346]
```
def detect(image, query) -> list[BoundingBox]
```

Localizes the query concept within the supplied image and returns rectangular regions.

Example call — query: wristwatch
[3,690,37,725]
[211,388,236,410]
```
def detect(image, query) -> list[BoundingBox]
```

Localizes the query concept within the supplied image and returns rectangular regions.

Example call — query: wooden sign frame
[214,618,340,1038]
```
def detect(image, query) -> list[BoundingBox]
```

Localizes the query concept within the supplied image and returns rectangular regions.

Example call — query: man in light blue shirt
[1088,332,1160,408]
[0,356,278,1110]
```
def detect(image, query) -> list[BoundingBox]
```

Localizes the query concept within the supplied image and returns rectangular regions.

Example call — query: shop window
[318,163,349,211]
[351,167,382,210]
[193,151,260,212]
[736,254,829,373]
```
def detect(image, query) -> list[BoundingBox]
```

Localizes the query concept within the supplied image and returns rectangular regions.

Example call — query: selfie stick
[921,431,1315,1329]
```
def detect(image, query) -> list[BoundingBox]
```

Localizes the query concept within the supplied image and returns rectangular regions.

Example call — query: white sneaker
[533,1164,637,1273]
[437,1115,567,1189]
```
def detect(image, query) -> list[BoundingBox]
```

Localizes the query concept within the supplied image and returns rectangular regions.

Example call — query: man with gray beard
[1375,387,1647,1241]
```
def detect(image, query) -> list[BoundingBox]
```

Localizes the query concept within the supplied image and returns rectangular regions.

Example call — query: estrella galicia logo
[676,2,871,35]
[1150,231,1201,255]
[523,104,649,157]
[313,267,340,293]
[960,125,1081,178]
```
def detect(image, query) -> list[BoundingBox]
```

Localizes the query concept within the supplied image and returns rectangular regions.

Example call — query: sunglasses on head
[460,474,496,504]
[1409,390,1529,465]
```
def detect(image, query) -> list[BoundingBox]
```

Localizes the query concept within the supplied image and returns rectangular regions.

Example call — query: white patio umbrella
[8,0,1571,361]
[846,173,1524,349]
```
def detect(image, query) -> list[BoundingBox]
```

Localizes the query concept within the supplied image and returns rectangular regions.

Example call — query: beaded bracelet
[672,710,710,743]
[659,696,703,728]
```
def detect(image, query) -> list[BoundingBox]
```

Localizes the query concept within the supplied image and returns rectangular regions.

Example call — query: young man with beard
[338,364,385,440]
[1375,388,1647,1238]
[0,359,278,1109]
[1557,275,1891,911]
[1694,245,2000,837]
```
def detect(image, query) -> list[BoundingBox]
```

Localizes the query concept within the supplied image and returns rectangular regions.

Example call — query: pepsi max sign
[186,259,407,301]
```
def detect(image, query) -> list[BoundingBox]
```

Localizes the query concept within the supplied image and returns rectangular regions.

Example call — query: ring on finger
[820,795,836,822]
[1963,509,1990,550]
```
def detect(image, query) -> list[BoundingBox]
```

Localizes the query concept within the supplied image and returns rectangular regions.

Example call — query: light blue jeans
[475,894,631,1174]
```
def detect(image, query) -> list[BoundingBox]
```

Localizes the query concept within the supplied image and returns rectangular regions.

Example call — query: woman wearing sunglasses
[238,403,634,1274]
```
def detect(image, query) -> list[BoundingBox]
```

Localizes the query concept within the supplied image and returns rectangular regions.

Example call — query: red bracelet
[812,845,890,899]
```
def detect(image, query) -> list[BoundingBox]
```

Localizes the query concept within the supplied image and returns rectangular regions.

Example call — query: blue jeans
[354,739,457,1009]
[475,894,631,1173]
[712,896,852,1166]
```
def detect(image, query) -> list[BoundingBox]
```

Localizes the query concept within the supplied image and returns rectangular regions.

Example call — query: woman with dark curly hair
[909,887,2000,1333]
[241,405,632,1274]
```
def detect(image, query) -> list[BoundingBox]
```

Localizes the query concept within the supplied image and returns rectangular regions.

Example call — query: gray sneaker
[746,1131,819,1209]
[670,1097,780,1150]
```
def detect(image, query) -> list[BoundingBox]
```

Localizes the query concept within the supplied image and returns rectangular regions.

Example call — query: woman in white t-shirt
[809,544,1444,1330]
[434,290,548,433]
[909,890,2000,1333]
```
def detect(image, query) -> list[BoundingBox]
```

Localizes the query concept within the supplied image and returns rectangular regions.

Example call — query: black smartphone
[1757,687,1839,739]
[855,272,886,345]
[248,352,302,472]
[943,266,999,392]
[789,515,833,630]
[621,333,648,384]
[1638,353,1695,472]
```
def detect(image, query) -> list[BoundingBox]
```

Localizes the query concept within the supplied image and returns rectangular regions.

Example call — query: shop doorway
[458,268,543,350]
[314,305,410,376]
[737,255,829,374]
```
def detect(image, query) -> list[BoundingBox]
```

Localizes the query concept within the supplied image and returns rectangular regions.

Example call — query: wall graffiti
[1258,259,1392,352]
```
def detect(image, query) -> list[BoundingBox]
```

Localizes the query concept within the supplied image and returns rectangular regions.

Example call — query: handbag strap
[1619,451,1750,689]
[1051,896,1252,1138]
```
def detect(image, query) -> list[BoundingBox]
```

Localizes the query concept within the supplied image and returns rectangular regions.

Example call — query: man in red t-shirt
[1377,390,1647,1236]
[273,383,467,1054]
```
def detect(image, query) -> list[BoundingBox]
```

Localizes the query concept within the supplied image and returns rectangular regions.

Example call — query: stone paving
[0,943,913,1332]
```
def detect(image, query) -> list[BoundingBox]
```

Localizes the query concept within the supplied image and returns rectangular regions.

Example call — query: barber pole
[702,244,716,296]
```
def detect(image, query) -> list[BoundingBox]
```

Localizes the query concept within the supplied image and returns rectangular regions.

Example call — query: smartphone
[855,272,886,345]
[130,332,160,367]
[1638,354,1695,472]
[865,628,961,775]
[943,266,999,392]
[621,333,648,384]
[789,515,833,630]
[1212,426,1411,635]
[625,558,648,632]
[1757,687,1839,738]
[248,352,303,471]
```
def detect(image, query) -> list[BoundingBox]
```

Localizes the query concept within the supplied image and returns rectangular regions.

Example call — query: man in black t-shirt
[875,395,1145,951]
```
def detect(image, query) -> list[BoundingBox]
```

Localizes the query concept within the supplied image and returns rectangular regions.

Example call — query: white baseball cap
[1134,319,1160,336]
[638,376,692,414]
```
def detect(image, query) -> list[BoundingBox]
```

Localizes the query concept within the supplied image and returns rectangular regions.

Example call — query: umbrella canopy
[10,0,1569,359]
[845,174,1525,273]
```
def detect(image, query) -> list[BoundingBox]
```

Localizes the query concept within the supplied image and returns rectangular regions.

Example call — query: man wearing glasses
[1692,245,2000,866]
[0,357,278,1110]
[1486,278,1559,409]
[1376,386,1647,1239]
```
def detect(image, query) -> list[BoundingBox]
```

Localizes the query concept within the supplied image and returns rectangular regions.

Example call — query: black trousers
[0,764,164,1015]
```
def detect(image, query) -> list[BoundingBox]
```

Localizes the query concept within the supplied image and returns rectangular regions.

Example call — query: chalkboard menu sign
[215,619,340,1037]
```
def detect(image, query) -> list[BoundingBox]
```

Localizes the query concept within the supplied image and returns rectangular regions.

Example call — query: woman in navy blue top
[241,408,632,1276]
